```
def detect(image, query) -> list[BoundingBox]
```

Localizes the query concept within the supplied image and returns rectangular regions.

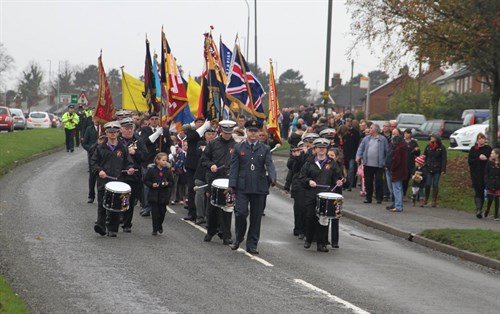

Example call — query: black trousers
[292,194,305,235]
[87,152,97,199]
[363,165,384,202]
[75,127,81,146]
[64,128,75,151]
[304,201,328,246]
[96,189,120,232]
[234,192,266,249]
[151,202,167,233]
[206,204,232,240]
[186,168,197,217]
[330,219,339,246]
[122,181,141,229]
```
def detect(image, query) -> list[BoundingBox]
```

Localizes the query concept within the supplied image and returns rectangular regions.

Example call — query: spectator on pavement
[484,148,500,220]
[423,135,447,207]
[468,132,492,219]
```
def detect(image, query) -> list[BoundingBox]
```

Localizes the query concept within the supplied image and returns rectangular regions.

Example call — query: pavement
[272,152,500,271]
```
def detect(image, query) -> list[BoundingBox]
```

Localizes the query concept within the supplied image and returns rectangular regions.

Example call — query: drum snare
[210,178,235,212]
[316,192,343,223]
[103,181,132,212]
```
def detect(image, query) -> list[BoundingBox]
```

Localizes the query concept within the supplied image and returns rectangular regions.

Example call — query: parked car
[0,106,14,132]
[27,111,52,129]
[412,120,462,140]
[48,113,61,128]
[449,119,500,151]
[9,108,27,130]
[395,113,427,131]
[462,109,489,127]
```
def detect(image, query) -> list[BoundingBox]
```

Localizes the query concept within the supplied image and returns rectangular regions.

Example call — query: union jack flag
[225,43,265,119]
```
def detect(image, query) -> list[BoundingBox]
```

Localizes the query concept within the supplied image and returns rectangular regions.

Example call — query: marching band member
[201,120,237,245]
[288,141,307,239]
[229,119,277,255]
[299,138,343,252]
[139,112,173,217]
[118,117,148,233]
[90,121,135,237]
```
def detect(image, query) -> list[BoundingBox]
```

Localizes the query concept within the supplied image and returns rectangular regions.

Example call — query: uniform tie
[251,143,255,153]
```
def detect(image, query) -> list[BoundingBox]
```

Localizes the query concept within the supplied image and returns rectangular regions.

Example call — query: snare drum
[315,192,343,220]
[103,181,131,212]
[210,178,235,212]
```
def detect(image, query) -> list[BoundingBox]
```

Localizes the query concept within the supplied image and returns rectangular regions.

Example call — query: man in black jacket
[201,120,236,245]
[82,117,102,203]
[184,117,210,221]
[91,121,135,237]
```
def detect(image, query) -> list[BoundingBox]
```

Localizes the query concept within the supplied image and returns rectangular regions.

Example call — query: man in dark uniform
[82,117,102,203]
[201,120,236,245]
[91,121,135,237]
[184,117,210,221]
[228,119,277,255]
[119,117,148,233]
[194,127,217,225]
[139,112,173,216]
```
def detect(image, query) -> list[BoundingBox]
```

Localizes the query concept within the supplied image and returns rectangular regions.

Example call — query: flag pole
[236,43,256,119]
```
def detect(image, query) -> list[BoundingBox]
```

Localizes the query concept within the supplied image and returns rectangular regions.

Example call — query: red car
[0,106,14,132]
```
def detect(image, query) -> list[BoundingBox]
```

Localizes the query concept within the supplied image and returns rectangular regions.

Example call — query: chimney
[331,73,342,87]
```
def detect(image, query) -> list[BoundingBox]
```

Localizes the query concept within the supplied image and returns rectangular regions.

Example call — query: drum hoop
[105,182,132,193]
[317,192,343,200]
[212,178,229,189]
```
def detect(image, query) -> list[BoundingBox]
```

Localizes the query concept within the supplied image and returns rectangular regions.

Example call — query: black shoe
[484,208,490,218]
[87,198,94,204]
[94,224,106,236]
[204,234,213,242]
[140,211,150,217]
[317,245,329,252]
[347,188,352,191]
[230,241,240,250]
[247,247,259,255]
[376,200,383,204]
[298,234,305,240]
[152,231,158,236]
[184,206,189,209]
[223,239,233,245]
[217,232,224,240]
[122,227,131,233]
[158,227,163,234]
[70,149,74,153]
[476,210,483,219]
[293,231,300,236]
[363,200,372,204]
[107,231,117,237]
[195,218,206,225]
[304,241,311,249]
[262,212,266,216]
[183,215,195,221]
[332,244,339,249]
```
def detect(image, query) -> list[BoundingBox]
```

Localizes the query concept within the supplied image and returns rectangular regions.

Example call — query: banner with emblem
[93,52,115,123]
[267,60,281,144]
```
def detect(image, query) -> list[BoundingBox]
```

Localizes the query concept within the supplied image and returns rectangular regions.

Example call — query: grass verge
[0,128,65,175]
[0,276,29,314]
[0,128,64,312]
[421,228,500,260]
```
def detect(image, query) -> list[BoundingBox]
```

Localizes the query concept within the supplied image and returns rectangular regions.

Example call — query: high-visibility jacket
[83,109,93,118]
[62,112,80,130]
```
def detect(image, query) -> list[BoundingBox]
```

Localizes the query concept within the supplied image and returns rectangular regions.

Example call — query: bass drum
[103,181,131,212]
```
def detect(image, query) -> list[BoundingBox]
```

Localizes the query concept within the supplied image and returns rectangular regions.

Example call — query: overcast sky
[1,0,387,94]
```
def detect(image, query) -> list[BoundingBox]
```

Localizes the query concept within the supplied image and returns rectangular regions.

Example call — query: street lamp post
[254,0,258,68]
[244,0,250,61]
[323,0,333,113]
[47,60,51,106]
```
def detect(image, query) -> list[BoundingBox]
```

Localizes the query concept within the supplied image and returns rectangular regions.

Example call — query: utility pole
[244,0,250,60]
[416,60,422,114]
[323,0,333,113]
[254,0,258,68]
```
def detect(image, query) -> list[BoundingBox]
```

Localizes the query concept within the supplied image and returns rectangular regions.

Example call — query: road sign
[59,94,78,104]
[360,76,369,89]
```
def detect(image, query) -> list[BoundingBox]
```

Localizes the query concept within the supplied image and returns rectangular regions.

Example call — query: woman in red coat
[389,133,408,212]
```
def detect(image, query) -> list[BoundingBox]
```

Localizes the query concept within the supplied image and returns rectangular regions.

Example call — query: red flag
[93,52,114,123]
[267,60,281,144]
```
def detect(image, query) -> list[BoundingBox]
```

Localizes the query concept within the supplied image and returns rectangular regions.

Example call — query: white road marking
[181,219,274,267]
[166,206,176,214]
[294,279,370,314]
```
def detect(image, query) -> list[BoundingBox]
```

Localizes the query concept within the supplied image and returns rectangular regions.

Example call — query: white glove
[148,127,163,143]
[168,154,174,162]
[196,120,210,137]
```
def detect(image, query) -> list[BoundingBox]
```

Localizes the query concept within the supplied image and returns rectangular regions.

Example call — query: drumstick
[193,184,209,191]
[315,184,331,189]
[270,143,281,152]
[121,169,139,172]
[105,175,119,180]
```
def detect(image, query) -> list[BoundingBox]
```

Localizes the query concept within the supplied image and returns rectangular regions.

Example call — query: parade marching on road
[1,147,499,313]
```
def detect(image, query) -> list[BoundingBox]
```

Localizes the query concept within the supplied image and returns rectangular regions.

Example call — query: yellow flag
[122,71,148,112]
[187,76,201,118]
[268,61,281,144]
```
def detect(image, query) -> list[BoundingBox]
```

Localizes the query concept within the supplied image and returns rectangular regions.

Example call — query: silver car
[9,108,27,130]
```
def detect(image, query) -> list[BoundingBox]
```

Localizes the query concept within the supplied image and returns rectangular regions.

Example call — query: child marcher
[144,152,174,235]
[412,155,427,206]
[484,148,500,220]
